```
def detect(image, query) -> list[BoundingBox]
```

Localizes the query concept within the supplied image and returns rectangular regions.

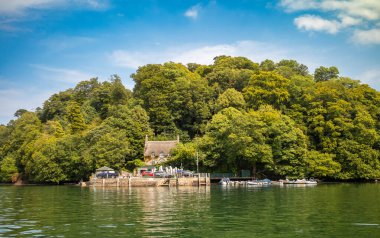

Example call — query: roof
[96,166,114,171]
[144,140,178,157]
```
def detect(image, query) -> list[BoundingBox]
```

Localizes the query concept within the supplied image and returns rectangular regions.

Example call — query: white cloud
[357,68,380,90]
[31,65,95,84]
[339,15,362,27]
[0,0,108,15]
[294,15,341,34]
[109,41,292,69]
[184,4,201,19]
[0,0,60,15]
[279,0,319,12]
[280,0,380,20]
[320,0,380,21]
[279,0,380,44]
[0,0,109,32]
[352,28,380,45]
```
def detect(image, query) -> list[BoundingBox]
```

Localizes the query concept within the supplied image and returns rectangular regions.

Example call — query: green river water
[0,183,379,237]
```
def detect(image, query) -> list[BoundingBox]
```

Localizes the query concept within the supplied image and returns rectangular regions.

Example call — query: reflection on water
[0,184,379,237]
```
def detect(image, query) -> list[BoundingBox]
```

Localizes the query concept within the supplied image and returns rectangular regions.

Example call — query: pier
[84,173,210,187]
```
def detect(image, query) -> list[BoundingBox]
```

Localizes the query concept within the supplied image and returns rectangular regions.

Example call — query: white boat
[219,178,231,185]
[246,181,262,186]
[283,178,317,185]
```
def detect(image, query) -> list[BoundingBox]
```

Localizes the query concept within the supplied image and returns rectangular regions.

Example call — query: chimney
[177,134,180,143]
[145,135,148,143]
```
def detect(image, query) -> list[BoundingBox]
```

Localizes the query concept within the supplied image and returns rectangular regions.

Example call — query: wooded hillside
[1,56,379,183]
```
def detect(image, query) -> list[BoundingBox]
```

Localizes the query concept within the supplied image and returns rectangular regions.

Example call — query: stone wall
[88,176,210,187]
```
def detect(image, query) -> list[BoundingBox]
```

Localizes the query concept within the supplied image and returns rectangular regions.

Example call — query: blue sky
[1,0,380,124]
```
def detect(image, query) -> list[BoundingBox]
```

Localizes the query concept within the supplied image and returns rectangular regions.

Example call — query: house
[144,135,179,165]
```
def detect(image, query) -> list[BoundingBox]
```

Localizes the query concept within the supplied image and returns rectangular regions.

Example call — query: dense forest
[1,56,380,183]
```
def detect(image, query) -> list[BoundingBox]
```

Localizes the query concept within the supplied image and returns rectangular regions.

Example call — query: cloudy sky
[1,0,380,124]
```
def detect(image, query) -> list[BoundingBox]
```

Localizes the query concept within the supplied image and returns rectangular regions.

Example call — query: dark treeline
[0,56,379,183]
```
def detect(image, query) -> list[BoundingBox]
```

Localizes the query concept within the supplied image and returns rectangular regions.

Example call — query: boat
[246,178,271,186]
[283,178,317,185]
[271,180,284,186]
[258,178,271,185]
[246,181,261,186]
[219,177,231,185]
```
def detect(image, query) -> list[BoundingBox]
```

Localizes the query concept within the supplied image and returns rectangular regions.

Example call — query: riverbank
[84,175,211,187]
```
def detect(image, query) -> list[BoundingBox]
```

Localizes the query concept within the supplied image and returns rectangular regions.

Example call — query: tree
[110,74,132,105]
[73,78,100,104]
[25,136,66,183]
[259,59,275,71]
[3,112,41,177]
[132,62,212,136]
[304,151,341,178]
[0,156,18,182]
[1,55,380,182]
[215,88,246,112]
[66,101,86,133]
[276,59,309,77]
[200,106,307,178]
[187,63,202,72]
[243,71,290,109]
[14,109,28,118]
[40,90,73,122]
[169,142,198,170]
[89,129,131,171]
[314,66,339,82]
[205,56,258,92]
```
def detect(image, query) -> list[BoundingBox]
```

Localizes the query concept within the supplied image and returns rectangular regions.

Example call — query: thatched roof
[144,140,178,157]
[96,166,114,171]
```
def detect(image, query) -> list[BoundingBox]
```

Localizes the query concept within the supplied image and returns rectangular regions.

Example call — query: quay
[84,173,210,187]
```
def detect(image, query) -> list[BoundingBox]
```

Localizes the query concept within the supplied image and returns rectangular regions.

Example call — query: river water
[0,183,379,237]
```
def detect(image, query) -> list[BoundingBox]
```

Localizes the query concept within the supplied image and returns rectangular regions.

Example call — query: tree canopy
[1,56,379,183]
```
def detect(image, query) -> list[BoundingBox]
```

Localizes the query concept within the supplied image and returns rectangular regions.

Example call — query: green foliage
[304,151,341,178]
[206,56,257,92]
[314,66,339,82]
[169,142,198,170]
[66,101,86,133]
[215,88,246,112]
[132,62,212,136]
[125,159,145,172]
[0,56,379,183]
[259,59,275,71]
[243,72,290,109]
[200,106,307,177]
[0,156,18,182]
[14,109,28,118]
[276,59,309,77]
[89,130,131,171]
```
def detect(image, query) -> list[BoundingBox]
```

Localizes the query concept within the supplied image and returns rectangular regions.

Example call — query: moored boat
[283,178,317,185]
[219,177,231,185]
[246,181,261,186]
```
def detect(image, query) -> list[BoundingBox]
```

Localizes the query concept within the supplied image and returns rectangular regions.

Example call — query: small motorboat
[219,178,231,185]
[246,181,261,186]
[283,178,317,185]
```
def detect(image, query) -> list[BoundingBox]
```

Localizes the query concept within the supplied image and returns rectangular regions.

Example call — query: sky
[0,0,380,124]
